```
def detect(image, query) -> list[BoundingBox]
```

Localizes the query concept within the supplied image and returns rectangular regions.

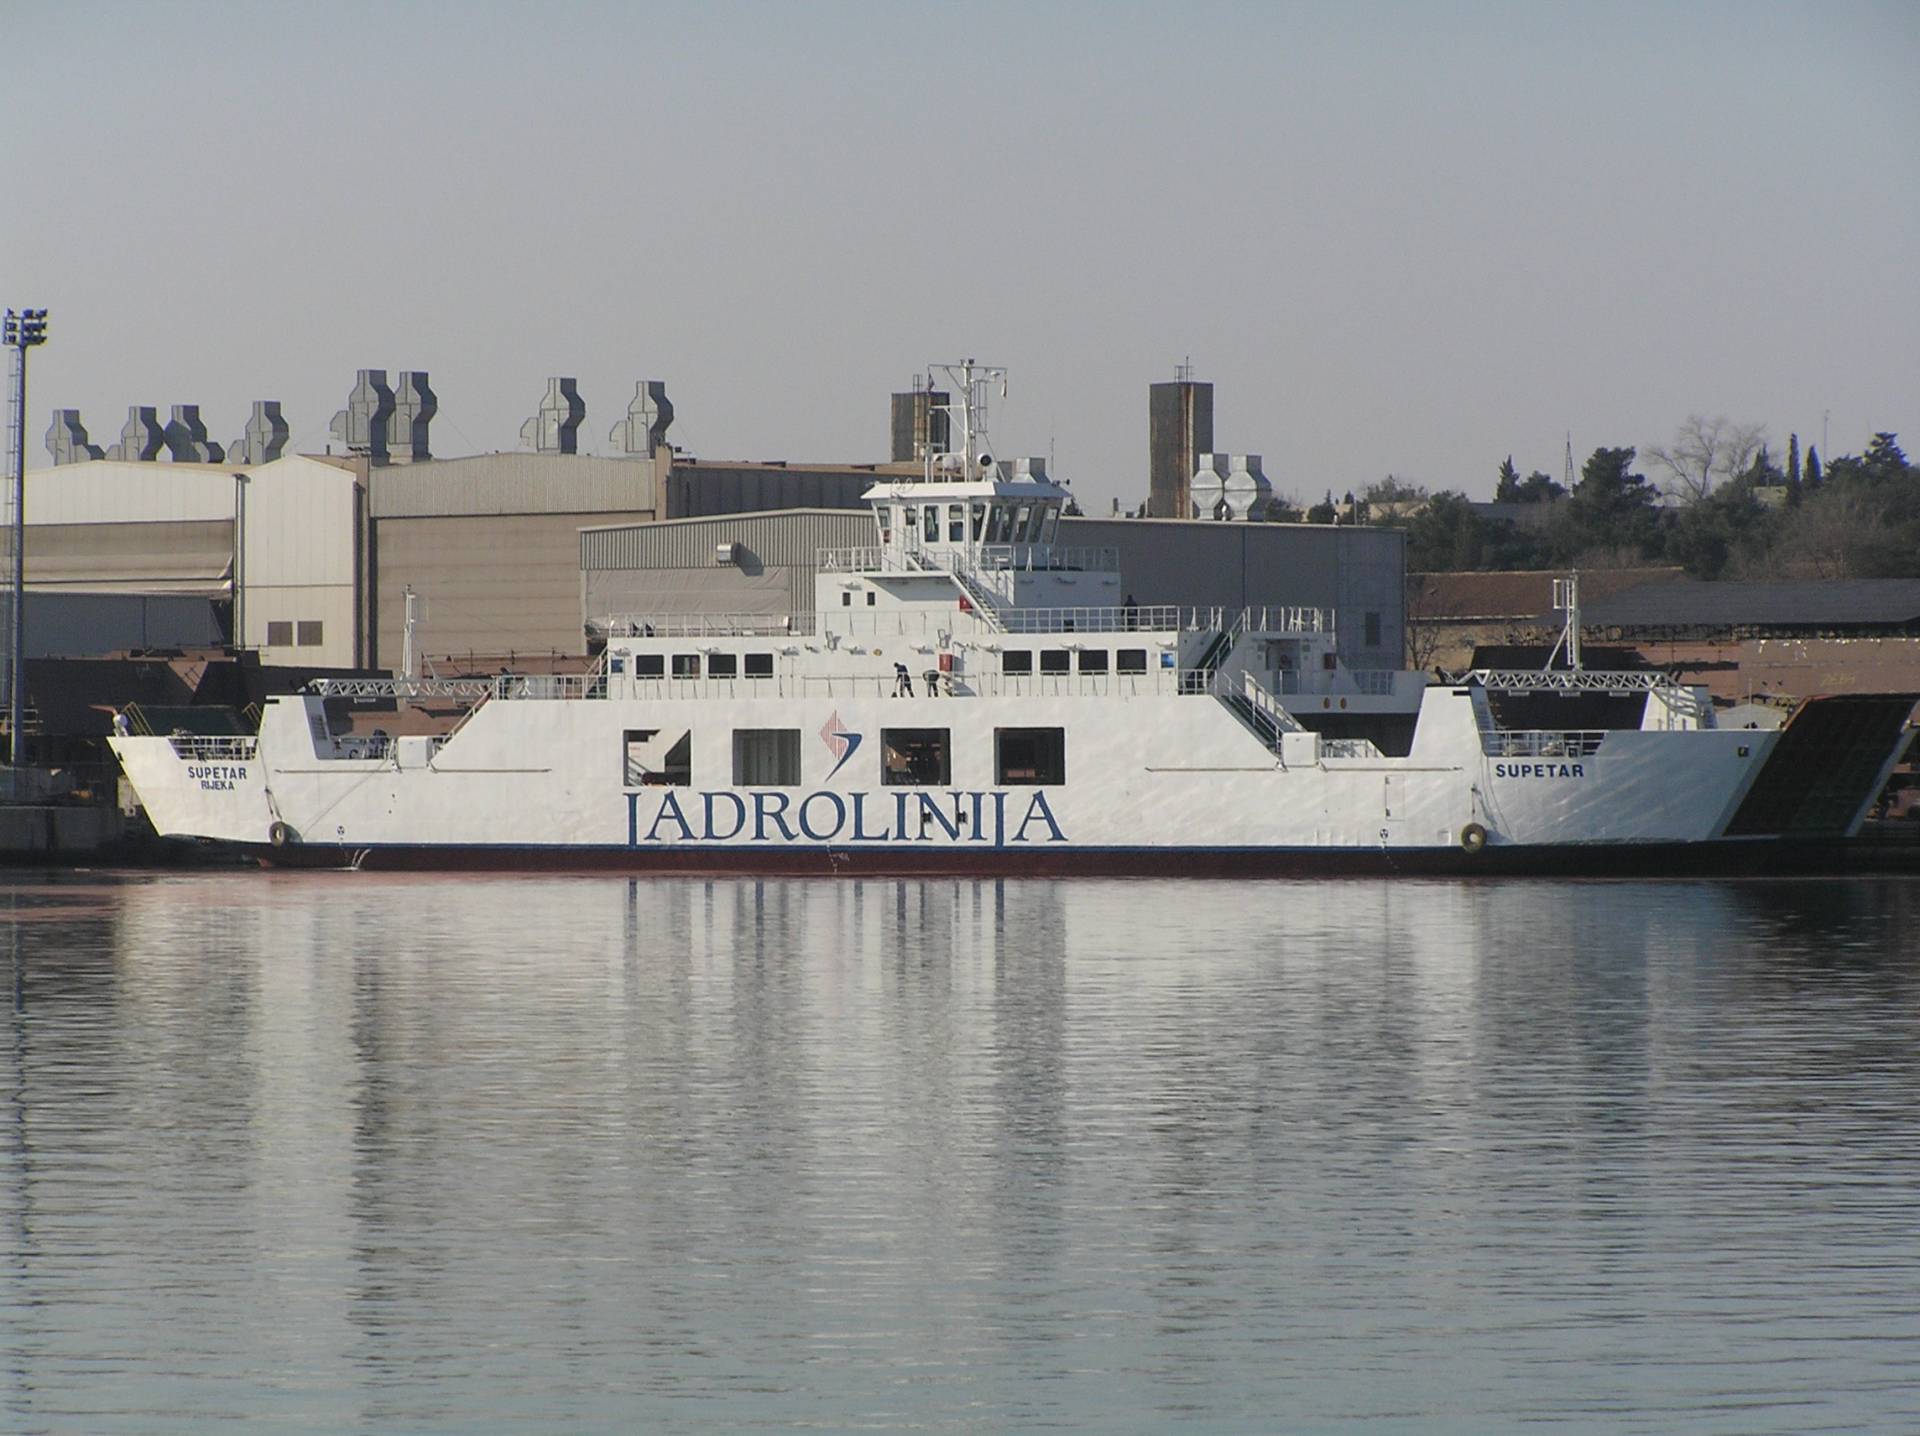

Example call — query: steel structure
[3,307,47,795]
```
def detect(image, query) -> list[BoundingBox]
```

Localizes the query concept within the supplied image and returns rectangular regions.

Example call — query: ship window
[624,728,688,786]
[1041,505,1061,544]
[744,652,774,677]
[733,729,800,786]
[996,727,1065,786]
[1365,611,1382,647]
[1040,650,1070,675]
[1012,505,1032,543]
[1117,648,1148,674]
[1001,650,1032,675]
[923,505,939,538]
[867,591,876,606]
[297,620,323,646]
[266,620,292,646]
[987,505,1013,544]
[634,653,664,678]
[842,591,852,606]
[881,728,950,787]
[708,652,738,678]
[609,655,625,674]
[971,502,987,540]
[948,504,965,542]
[1077,649,1108,674]
[672,653,701,678]
[1025,506,1046,543]
[902,505,917,534]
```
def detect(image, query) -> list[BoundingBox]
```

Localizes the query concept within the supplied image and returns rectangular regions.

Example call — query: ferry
[110,363,1916,876]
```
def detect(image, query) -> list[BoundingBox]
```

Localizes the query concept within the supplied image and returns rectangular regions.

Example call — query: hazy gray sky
[8,0,1916,512]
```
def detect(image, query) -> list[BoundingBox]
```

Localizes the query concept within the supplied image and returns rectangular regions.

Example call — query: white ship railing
[1482,729,1609,758]
[308,674,606,702]
[602,614,805,638]
[1241,606,1336,635]
[595,608,1205,641]
[817,544,1119,574]
[166,735,259,761]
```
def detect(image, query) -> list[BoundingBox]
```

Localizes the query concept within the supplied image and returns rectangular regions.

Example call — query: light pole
[3,308,47,797]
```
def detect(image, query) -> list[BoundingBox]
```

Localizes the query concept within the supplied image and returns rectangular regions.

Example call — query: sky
[7,0,1917,514]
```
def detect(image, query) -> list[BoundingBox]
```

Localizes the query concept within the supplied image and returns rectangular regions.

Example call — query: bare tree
[1645,415,1767,504]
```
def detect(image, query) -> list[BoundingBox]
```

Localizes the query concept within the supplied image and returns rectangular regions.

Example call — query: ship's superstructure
[110,364,1916,875]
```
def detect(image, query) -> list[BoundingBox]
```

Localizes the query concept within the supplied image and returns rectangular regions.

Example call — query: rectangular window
[881,728,951,787]
[634,653,665,678]
[842,591,853,607]
[1365,611,1382,647]
[1040,650,1070,675]
[265,620,293,646]
[708,652,738,678]
[867,590,876,606]
[1117,648,1148,674]
[671,653,701,678]
[1077,649,1108,674]
[948,504,966,542]
[732,729,800,786]
[623,728,688,786]
[609,655,626,674]
[996,728,1065,786]
[1001,650,1032,675]
[296,620,323,646]
[744,652,774,678]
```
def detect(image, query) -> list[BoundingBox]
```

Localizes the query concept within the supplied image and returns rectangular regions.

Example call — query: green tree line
[1306,426,1919,579]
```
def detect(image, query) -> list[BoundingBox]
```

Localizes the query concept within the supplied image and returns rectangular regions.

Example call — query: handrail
[1483,729,1609,758]
[1466,669,1680,693]
[166,735,260,761]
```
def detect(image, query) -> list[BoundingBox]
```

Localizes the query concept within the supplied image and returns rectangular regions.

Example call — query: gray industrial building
[582,511,1405,665]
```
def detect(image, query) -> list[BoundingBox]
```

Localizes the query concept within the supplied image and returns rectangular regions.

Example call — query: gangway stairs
[948,565,1005,631]
[1217,672,1304,752]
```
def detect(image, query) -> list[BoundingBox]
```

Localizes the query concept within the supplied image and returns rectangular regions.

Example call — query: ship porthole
[1459,822,1488,854]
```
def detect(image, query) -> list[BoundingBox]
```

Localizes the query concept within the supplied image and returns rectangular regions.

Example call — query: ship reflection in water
[3,873,1918,1432]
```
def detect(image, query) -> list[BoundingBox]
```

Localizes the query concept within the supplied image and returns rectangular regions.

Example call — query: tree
[1306,490,1337,525]
[1553,446,1661,563]
[1495,457,1565,504]
[1403,491,1486,571]
[1645,414,1768,504]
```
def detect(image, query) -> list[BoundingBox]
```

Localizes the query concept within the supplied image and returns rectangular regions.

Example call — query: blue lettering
[643,791,694,842]
[993,790,1007,847]
[753,791,797,841]
[1011,791,1066,844]
[892,791,911,843]
[798,791,846,841]
[969,791,986,843]
[851,792,889,842]
[915,792,964,842]
[704,791,747,841]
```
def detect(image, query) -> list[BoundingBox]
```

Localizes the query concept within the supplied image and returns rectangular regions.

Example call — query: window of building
[881,728,951,786]
[265,620,293,647]
[708,652,738,678]
[672,654,701,678]
[297,620,323,646]
[733,729,800,786]
[1001,650,1032,675]
[634,653,665,678]
[1117,648,1148,674]
[1077,649,1108,674]
[1040,650,1070,675]
[1364,612,1382,647]
[996,728,1065,786]
[744,652,774,678]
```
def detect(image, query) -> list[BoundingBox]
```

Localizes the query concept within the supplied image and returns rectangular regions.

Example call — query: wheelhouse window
[948,504,966,542]
[1077,649,1108,674]
[1117,648,1148,674]
[971,501,987,540]
[744,652,774,678]
[708,652,738,678]
[1001,650,1032,675]
[881,728,951,787]
[733,729,800,786]
[996,728,1065,786]
[1040,650,1070,675]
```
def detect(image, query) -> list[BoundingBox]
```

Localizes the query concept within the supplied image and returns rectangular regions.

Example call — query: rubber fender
[1459,822,1489,854]
[268,820,296,847]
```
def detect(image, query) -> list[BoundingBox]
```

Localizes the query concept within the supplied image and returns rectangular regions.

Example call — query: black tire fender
[268,820,296,848]
[1459,822,1489,854]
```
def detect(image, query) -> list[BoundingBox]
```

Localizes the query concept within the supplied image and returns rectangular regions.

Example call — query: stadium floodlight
[4,307,48,794]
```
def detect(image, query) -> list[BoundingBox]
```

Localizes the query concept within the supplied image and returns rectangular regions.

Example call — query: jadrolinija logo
[821,709,861,781]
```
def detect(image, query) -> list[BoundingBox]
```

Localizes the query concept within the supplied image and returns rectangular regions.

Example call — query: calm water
[1,872,1917,1434]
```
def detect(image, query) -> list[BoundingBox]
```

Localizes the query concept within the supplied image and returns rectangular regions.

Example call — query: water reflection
[0,872,1916,1431]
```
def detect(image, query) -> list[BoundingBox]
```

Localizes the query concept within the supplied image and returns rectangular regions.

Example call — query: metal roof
[1585,578,1920,629]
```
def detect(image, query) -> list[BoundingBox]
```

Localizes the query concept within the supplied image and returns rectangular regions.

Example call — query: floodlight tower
[3,308,47,794]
